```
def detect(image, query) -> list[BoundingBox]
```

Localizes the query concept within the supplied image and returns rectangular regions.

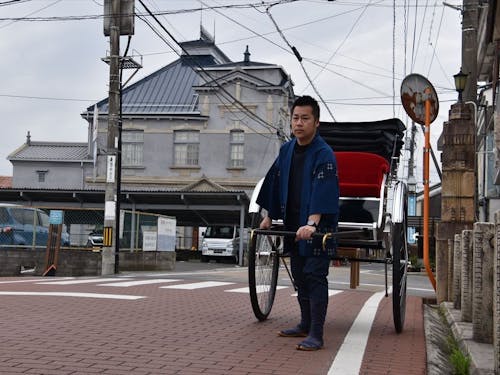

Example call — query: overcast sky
[0,0,462,187]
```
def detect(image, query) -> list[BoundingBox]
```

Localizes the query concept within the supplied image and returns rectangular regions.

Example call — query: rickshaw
[248,118,408,333]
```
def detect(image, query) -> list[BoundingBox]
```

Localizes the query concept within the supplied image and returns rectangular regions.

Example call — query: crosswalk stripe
[0,291,145,300]
[225,285,289,294]
[0,277,74,284]
[99,279,181,287]
[36,278,129,285]
[160,281,234,290]
[291,289,343,297]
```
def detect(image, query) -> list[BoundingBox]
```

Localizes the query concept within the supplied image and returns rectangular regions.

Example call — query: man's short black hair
[291,95,320,120]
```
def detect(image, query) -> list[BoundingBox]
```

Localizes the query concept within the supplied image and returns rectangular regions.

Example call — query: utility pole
[102,0,121,275]
[461,0,478,104]
[101,0,137,275]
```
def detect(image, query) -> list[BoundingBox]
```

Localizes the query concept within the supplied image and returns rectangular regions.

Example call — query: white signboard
[157,217,176,252]
[143,230,157,251]
[104,201,116,221]
[106,155,116,183]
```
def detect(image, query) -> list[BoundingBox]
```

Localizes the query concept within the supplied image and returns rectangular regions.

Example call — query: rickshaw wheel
[248,232,280,321]
[392,217,408,333]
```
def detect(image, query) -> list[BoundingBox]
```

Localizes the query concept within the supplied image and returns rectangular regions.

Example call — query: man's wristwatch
[307,220,318,228]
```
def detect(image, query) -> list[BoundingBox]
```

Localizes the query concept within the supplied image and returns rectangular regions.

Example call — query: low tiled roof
[8,142,90,162]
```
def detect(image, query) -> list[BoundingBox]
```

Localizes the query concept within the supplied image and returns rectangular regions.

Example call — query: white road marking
[408,286,435,292]
[225,285,288,293]
[0,278,75,284]
[160,281,234,290]
[99,279,181,287]
[291,289,343,297]
[328,288,391,375]
[36,278,129,285]
[329,281,387,288]
[0,291,145,300]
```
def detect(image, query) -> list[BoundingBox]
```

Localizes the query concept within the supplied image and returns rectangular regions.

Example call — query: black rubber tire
[200,255,210,263]
[248,232,280,321]
[392,219,408,333]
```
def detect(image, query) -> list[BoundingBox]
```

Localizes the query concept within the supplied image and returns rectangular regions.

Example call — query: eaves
[10,159,93,163]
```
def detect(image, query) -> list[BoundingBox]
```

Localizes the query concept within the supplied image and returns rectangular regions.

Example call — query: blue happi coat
[257,134,339,257]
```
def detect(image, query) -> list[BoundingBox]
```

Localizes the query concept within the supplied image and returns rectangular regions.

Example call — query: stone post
[494,211,500,372]
[461,229,473,322]
[448,238,454,303]
[472,222,494,343]
[453,234,461,309]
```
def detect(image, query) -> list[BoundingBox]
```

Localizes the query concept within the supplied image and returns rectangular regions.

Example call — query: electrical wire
[392,0,396,117]
[0,1,283,22]
[265,4,336,121]
[426,4,444,76]
[411,0,429,71]
[137,0,285,141]
[0,0,61,29]
[302,0,374,93]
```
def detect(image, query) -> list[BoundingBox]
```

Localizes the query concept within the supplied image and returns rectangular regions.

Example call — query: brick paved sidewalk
[0,277,426,374]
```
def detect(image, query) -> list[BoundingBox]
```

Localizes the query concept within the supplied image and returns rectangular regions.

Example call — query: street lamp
[453,68,468,102]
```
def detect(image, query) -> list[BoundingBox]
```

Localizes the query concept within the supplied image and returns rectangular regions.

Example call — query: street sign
[400,73,439,125]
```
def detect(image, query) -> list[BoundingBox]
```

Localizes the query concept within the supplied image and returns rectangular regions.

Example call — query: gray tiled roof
[90,54,221,115]
[8,142,90,162]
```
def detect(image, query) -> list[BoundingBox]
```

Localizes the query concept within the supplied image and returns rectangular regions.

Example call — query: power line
[0,0,61,29]
[137,0,286,141]
[265,4,336,121]
[0,93,97,102]
[0,1,283,22]
[302,0,375,93]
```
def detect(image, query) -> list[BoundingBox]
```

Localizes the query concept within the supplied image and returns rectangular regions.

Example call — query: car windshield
[204,226,233,239]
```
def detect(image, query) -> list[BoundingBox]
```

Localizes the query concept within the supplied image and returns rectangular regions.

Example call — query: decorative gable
[180,177,227,192]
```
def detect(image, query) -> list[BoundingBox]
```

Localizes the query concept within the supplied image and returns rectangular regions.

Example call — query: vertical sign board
[157,217,176,252]
[106,155,116,183]
[408,194,417,244]
[44,210,64,276]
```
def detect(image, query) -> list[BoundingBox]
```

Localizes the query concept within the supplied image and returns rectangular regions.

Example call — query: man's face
[291,105,319,145]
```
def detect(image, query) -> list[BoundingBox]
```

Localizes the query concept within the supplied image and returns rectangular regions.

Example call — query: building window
[229,130,244,168]
[174,130,199,166]
[122,130,143,166]
[36,170,48,182]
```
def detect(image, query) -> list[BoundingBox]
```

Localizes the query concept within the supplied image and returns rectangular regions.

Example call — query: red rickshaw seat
[335,152,390,197]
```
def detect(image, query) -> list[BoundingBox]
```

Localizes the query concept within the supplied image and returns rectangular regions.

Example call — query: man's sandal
[296,337,323,351]
[278,327,308,337]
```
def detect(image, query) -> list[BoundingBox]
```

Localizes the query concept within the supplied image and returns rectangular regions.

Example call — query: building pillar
[436,102,476,302]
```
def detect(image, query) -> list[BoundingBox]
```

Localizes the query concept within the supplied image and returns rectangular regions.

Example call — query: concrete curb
[441,302,494,375]
[424,304,453,374]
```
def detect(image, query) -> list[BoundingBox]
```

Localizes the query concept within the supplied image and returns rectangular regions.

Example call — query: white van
[200,225,247,264]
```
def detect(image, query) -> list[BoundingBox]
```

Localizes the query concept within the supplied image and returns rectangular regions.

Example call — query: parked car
[0,204,70,248]
[200,225,248,264]
[86,229,103,248]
